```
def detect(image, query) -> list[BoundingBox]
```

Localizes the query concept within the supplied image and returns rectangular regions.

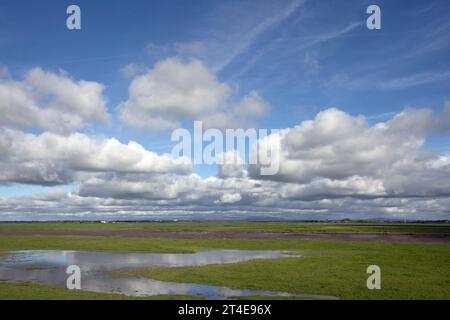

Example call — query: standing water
[0,250,338,300]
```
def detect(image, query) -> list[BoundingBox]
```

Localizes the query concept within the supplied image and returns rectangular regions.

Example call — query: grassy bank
[0,281,199,300]
[0,235,199,253]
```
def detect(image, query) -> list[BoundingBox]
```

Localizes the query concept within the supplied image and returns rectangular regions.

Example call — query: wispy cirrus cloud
[213,0,306,72]
[380,70,450,90]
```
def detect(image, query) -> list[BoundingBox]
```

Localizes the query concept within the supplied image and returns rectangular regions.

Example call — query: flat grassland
[0,221,449,300]
[1,221,450,233]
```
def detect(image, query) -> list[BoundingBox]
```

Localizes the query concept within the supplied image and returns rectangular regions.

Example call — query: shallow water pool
[0,250,338,300]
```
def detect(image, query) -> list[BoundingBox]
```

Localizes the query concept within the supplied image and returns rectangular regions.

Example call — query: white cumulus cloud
[0,68,109,134]
[119,57,269,130]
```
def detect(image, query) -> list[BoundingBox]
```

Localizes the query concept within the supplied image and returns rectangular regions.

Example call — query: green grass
[0,235,200,253]
[0,281,200,300]
[1,221,449,234]
[116,241,450,299]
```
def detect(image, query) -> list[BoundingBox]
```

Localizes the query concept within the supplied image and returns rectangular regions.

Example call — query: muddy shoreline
[1,229,449,243]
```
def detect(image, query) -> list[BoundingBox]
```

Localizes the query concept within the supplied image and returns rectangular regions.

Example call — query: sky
[1,0,450,221]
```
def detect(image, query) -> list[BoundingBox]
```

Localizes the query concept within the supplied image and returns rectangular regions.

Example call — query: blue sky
[1,0,450,220]
[2,0,449,125]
